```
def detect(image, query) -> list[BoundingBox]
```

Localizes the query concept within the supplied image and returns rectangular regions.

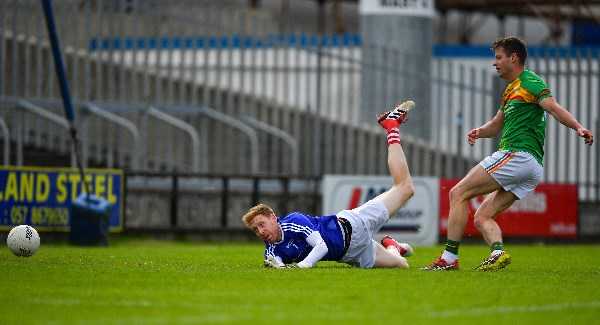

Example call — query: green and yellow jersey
[498,69,551,165]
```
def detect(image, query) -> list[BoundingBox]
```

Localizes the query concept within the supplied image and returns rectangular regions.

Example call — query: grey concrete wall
[360,15,432,140]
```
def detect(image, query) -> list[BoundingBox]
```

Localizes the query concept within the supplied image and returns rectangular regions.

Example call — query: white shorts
[479,150,543,199]
[336,198,389,268]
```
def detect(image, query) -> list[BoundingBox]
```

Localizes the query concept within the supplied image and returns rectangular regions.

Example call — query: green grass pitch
[1,240,599,324]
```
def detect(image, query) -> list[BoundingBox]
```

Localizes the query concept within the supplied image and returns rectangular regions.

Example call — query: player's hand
[577,127,594,145]
[467,128,480,145]
[264,256,284,269]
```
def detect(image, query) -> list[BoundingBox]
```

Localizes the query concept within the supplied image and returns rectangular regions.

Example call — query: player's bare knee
[394,180,415,200]
[405,181,415,199]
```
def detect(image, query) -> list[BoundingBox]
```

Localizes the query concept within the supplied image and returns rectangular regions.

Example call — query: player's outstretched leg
[371,100,415,269]
[375,100,415,216]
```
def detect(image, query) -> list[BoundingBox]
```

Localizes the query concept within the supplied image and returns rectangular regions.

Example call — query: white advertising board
[322,175,439,246]
[360,0,435,17]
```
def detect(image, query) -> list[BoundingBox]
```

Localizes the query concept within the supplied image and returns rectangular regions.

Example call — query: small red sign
[439,179,578,238]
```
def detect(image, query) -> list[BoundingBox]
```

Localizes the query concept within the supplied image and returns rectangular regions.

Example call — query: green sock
[445,239,460,255]
[490,242,504,252]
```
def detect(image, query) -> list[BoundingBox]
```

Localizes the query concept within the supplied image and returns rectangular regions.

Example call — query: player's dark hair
[492,37,527,65]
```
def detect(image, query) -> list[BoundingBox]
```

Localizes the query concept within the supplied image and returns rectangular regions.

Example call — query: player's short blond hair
[242,203,276,227]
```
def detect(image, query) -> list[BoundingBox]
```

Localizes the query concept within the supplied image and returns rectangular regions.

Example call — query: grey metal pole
[0,2,3,96]
[469,66,477,160]
[457,64,465,175]
[117,0,127,103]
[565,50,572,183]
[433,60,443,176]
[142,1,152,104]
[0,0,5,97]
[69,1,80,100]
[166,32,175,104]
[596,117,599,202]
[348,42,357,125]
[553,47,561,183]
[491,76,503,150]
[575,49,582,195]
[94,2,103,101]
[238,13,247,112]
[294,32,301,109]
[0,117,9,165]
[178,36,188,105]
[23,2,31,99]
[585,48,593,200]
[585,48,600,201]
[16,109,23,166]
[190,35,199,106]
[11,0,18,97]
[83,0,92,101]
[313,0,325,176]
[445,60,454,177]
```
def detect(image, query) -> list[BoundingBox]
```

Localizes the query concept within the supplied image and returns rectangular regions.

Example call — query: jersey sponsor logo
[286,241,299,250]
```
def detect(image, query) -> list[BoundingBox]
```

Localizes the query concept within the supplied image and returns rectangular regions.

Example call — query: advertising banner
[322,175,439,246]
[0,166,123,232]
[439,179,578,238]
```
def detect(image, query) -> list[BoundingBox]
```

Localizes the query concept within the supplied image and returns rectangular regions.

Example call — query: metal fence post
[456,111,463,177]
[170,173,178,228]
[0,117,9,165]
[280,177,290,216]
[221,177,229,228]
[313,0,325,176]
[491,77,503,149]
[252,177,260,206]
[596,118,599,202]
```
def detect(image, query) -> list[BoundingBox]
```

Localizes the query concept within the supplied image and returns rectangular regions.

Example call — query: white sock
[491,249,504,257]
[441,250,458,263]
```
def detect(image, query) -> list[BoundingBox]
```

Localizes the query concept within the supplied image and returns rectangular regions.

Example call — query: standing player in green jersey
[424,37,594,271]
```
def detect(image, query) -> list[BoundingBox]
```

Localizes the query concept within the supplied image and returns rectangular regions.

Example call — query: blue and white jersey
[264,212,345,264]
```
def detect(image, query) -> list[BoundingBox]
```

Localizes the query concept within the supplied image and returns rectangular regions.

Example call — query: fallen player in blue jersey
[242,101,417,269]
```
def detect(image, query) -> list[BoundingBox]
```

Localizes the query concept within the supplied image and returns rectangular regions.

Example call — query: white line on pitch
[429,301,600,318]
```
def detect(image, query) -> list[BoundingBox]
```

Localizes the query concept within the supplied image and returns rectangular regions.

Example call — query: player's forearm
[549,107,583,131]
[297,231,328,268]
[478,120,502,138]
[297,240,328,268]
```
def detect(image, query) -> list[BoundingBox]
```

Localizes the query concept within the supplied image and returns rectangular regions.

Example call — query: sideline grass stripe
[429,301,600,318]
